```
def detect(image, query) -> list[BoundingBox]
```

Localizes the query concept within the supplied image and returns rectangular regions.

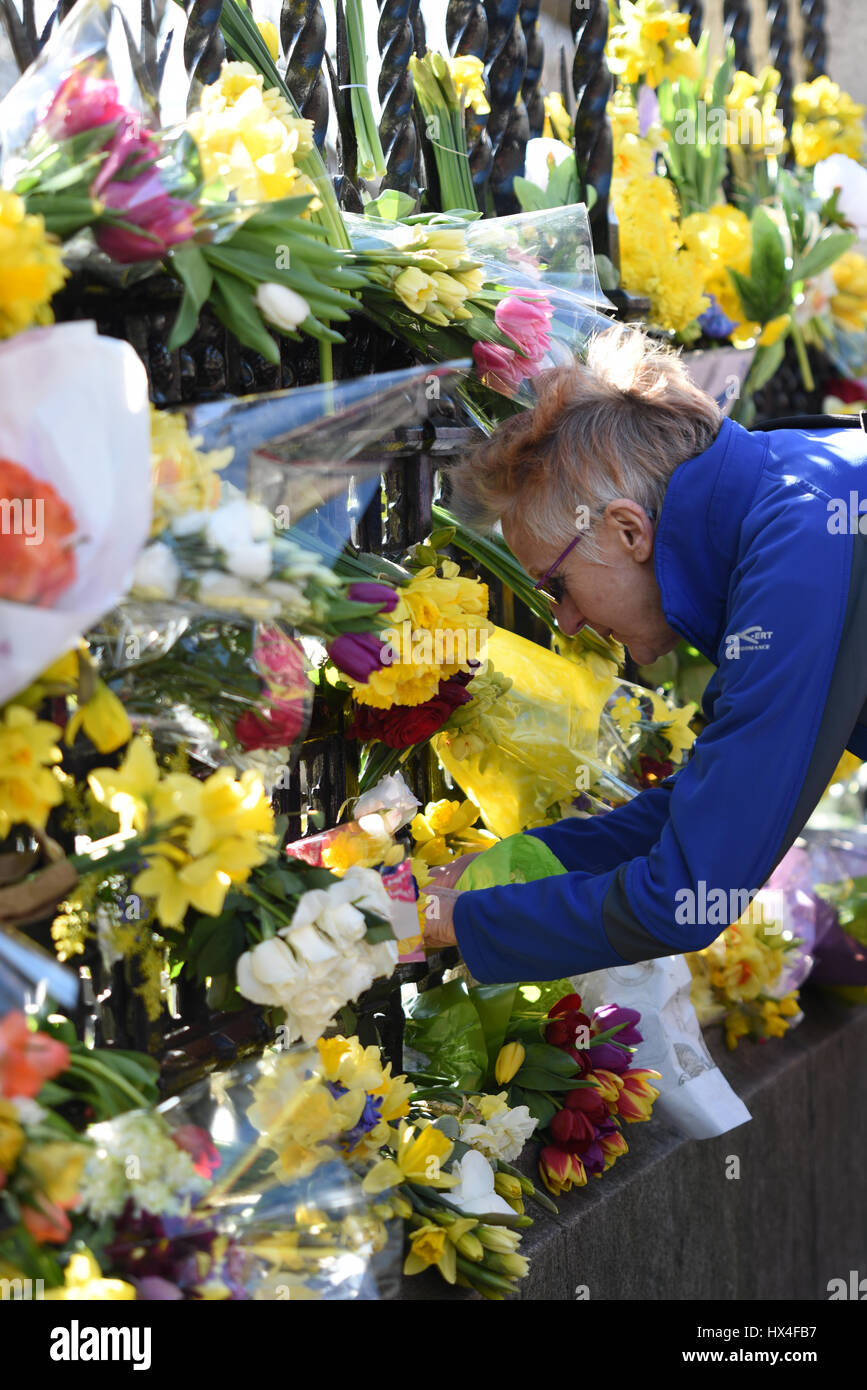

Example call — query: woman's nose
[552,594,585,636]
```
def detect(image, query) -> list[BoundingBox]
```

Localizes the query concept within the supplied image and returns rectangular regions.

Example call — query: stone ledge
[398,988,867,1300]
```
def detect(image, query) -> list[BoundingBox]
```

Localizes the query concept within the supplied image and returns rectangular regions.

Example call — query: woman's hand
[421,885,461,950]
[426,853,477,890]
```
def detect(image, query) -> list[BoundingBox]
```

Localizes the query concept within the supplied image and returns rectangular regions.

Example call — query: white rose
[256,282,311,331]
[285,979,345,1042]
[320,900,366,947]
[813,154,867,240]
[225,540,273,582]
[284,921,340,970]
[334,866,393,917]
[131,541,181,600]
[287,889,332,931]
[236,938,300,1006]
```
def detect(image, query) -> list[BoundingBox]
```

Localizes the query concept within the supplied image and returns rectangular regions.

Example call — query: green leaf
[509,1085,557,1128]
[745,337,787,394]
[471,985,517,1077]
[209,269,280,364]
[512,1066,584,1091]
[795,230,856,283]
[513,176,549,213]
[405,979,488,1090]
[364,188,417,220]
[749,207,789,314]
[166,246,213,350]
[520,1042,581,1076]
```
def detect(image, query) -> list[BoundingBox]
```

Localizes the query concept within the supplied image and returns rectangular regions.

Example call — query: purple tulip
[587,1041,631,1073]
[347,582,399,612]
[593,1003,643,1047]
[135,1276,184,1300]
[328,631,390,681]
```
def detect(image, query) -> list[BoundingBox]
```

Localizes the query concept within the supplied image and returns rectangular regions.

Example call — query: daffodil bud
[255,282,311,332]
[455,1231,485,1262]
[493,1171,523,1201]
[494,1041,525,1085]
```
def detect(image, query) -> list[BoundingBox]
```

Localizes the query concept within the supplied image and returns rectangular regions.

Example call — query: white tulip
[523,136,573,190]
[131,541,181,599]
[256,282,311,332]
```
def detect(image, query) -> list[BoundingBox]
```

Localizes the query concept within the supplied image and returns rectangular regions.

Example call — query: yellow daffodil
[64,680,132,754]
[831,251,867,333]
[791,76,865,167]
[0,191,67,338]
[88,735,160,833]
[188,61,319,206]
[316,1035,386,1092]
[150,406,232,536]
[22,1140,87,1207]
[607,0,698,89]
[610,695,643,738]
[403,1223,457,1282]
[257,19,280,61]
[0,705,63,838]
[612,159,708,334]
[0,1099,25,1171]
[757,313,790,348]
[44,1250,136,1301]
[543,91,573,143]
[444,55,490,115]
[656,701,698,762]
[361,1119,457,1194]
[681,205,755,340]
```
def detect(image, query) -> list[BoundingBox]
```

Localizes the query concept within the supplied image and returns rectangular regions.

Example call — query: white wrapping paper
[572,955,752,1140]
[0,321,152,702]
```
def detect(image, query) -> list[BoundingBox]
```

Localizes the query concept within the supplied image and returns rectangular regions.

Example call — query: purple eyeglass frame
[533,508,658,602]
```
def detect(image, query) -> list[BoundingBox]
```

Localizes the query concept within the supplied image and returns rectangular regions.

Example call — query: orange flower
[0,458,77,604]
[21,1196,71,1245]
[0,1012,69,1099]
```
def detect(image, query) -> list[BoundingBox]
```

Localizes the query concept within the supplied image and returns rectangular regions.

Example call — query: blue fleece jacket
[453,416,867,983]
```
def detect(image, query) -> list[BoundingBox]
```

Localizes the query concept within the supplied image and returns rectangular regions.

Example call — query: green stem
[66,1055,151,1110]
[789,320,815,393]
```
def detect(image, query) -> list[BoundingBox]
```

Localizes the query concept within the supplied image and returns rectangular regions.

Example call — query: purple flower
[347,582,399,612]
[328,631,391,681]
[587,1042,631,1073]
[699,295,739,340]
[91,122,195,263]
[637,84,660,138]
[593,1004,643,1047]
[136,1276,185,1300]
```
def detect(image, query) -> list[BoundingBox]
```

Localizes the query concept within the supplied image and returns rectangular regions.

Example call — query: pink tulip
[91,124,195,263]
[494,292,553,359]
[42,69,129,140]
[472,340,528,394]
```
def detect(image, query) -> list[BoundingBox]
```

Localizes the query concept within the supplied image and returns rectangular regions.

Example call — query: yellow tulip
[494,1041,525,1085]
[44,1250,136,1301]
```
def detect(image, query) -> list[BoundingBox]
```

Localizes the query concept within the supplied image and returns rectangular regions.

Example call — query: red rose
[234,697,307,751]
[347,676,472,750]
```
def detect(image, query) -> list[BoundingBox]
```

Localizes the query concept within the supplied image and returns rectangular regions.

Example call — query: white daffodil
[442,1149,515,1216]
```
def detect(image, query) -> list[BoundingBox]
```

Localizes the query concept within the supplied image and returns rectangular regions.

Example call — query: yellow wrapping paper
[433,626,640,837]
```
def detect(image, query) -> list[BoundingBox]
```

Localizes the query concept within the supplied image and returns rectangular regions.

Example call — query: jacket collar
[653,416,768,660]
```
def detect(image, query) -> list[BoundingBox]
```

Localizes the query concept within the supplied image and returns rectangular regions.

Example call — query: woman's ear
[604,500,655,561]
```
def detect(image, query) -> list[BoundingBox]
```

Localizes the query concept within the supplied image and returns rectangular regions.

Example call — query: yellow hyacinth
[0,705,63,838]
[149,407,233,536]
[0,191,67,339]
[791,76,865,167]
[188,61,319,206]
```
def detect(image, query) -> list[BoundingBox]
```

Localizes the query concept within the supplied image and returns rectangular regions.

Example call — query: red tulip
[21,1198,71,1245]
[92,124,195,263]
[538,1145,586,1197]
[617,1068,661,1123]
[548,993,583,1018]
[42,69,129,140]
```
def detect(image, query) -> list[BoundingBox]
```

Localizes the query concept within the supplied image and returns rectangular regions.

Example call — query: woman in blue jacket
[423,326,867,983]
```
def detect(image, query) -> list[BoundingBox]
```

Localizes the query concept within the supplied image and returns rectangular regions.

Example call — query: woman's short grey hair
[446,324,723,561]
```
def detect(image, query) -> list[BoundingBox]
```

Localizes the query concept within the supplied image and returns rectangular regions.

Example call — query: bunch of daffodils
[0,706,63,838]
[87,736,275,928]
[791,76,865,168]
[0,191,67,339]
[607,0,700,90]
[686,915,802,1049]
[187,62,319,207]
[458,1092,538,1164]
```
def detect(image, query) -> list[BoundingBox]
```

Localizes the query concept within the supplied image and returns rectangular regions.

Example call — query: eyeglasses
[533,534,582,604]
[532,508,657,606]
